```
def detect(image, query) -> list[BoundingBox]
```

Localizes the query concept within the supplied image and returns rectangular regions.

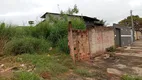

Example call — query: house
[41,12,103,26]
[113,24,132,47]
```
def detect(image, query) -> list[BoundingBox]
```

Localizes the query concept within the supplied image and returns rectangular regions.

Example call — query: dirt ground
[91,40,142,80]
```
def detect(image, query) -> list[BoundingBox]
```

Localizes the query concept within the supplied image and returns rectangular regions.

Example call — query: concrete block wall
[88,27,115,56]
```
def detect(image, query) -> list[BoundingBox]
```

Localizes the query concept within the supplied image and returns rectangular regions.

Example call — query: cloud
[0,0,142,25]
[129,0,142,8]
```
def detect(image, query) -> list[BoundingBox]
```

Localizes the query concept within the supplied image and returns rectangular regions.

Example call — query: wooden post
[68,21,75,64]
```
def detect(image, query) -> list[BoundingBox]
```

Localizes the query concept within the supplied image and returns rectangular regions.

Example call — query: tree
[118,15,142,31]
[99,20,106,26]
[61,4,79,15]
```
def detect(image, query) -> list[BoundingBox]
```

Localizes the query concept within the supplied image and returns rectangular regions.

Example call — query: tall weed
[4,37,51,55]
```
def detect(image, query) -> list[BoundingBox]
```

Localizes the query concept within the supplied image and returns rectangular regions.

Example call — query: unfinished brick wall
[72,30,90,61]
[68,22,90,62]
[88,27,115,56]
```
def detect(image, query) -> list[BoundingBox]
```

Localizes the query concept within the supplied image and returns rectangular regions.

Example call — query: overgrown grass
[14,71,41,80]
[4,37,51,55]
[16,52,73,76]
[0,16,86,55]
[74,68,95,77]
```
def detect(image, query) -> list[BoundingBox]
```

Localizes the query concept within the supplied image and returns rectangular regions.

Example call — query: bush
[0,16,86,54]
[4,37,51,55]
[106,46,116,52]
[57,37,69,54]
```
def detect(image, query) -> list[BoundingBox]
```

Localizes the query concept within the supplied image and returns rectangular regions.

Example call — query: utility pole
[57,4,61,12]
[130,10,135,42]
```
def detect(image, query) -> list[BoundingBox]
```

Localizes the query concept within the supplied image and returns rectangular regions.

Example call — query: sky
[0,0,142,26]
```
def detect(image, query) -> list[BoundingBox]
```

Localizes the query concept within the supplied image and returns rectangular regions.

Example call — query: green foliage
[37,16,85,52]
[119,15,142,30]
[0,5,86,54]
[106,46,116,52]
[14,71,41,80]
[57,37,69,54]
[71,18,86,30]
[122,75,142,80]
[61,4,79,15]
[4,37,51,55]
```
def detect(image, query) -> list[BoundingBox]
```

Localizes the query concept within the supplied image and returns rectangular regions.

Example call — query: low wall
[135,31,142,40]
[68,23,90,62]
[88,27,115,57]
[68,22,115,61]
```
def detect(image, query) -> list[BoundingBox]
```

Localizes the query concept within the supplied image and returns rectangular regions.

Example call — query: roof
[41,12,100,21]
[113,24,132,29]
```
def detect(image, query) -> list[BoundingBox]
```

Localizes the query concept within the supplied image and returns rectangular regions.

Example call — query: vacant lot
[0,43,142,80]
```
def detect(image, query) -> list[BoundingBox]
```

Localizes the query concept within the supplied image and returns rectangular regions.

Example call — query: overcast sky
[0,0,142,26]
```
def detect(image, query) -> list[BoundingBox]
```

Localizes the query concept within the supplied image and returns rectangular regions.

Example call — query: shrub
[106,46,116,52]
[4,37,51,55]
[57,37,69,54]
[71,18,86,30]
[0,15,86,54]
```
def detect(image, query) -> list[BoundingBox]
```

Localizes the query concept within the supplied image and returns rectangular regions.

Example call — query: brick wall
[68,27,90,62]
[72,30,90,61]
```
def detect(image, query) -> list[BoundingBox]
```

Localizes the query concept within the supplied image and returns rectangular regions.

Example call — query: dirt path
[92,40,142,79]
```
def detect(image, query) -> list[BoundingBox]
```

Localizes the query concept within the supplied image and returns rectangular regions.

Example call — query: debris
[85,78,96,80]
[125,46,131,50]
[40,72,51,79]
[132,67,142,76]
[107,68,122,76]
[47,54,50,57]
[0,67,16,73]
[49,47,53,51]
[20,64,25,67]
[94,57,101,61]
[103,54,110,59]
[0,64,4,68]
[115,64,127,69]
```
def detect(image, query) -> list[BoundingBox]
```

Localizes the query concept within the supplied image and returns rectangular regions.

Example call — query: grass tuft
[14,71,41,80]
[122,75,142,80]
[74,68,94,77]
